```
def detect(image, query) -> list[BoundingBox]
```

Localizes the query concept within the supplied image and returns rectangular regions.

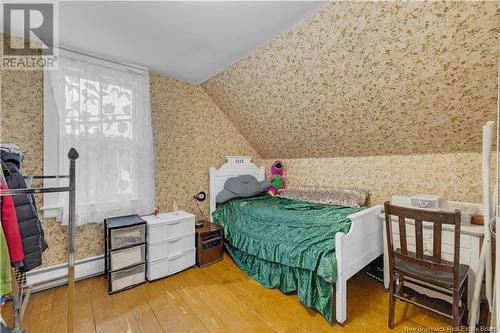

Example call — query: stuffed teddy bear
[268,160,286,196]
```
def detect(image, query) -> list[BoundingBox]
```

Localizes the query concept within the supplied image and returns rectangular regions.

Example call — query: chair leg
[461,276,469,326]
[452,288,460,332]
[388,277,396,329]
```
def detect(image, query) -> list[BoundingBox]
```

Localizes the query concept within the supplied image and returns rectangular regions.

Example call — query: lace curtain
[44,50,154,225]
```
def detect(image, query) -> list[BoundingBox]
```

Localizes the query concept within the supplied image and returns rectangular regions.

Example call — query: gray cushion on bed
[216,175,271,203]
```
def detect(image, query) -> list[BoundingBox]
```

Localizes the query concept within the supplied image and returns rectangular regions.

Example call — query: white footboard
[335,205,383,324]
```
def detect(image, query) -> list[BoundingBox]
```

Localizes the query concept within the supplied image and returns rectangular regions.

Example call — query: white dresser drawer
[147,233,195,261]
[147,248,195,281]
[143,211,195,243]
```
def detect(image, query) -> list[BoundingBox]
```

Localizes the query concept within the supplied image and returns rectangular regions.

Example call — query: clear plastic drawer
[109,224,145,249]
[110,263,146,292]
[110,244,145,271]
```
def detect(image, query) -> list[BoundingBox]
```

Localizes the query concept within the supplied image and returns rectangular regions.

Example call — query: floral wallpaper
[149,72,261,220]
[203,1,499,158]
[0,34,260,265]
[1,0,498,270]
[265,152,490,207]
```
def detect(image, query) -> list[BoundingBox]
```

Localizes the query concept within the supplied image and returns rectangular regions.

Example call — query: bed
[209,156,383,325]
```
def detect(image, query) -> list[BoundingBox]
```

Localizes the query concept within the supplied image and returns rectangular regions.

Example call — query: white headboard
[209,156,265,221]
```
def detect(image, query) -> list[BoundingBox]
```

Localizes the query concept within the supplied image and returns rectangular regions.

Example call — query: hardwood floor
[2,254,454,333]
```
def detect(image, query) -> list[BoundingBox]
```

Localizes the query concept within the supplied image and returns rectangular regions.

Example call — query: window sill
[40,205,63,219]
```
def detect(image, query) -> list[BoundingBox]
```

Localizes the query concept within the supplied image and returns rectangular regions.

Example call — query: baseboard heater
[26,255,104,293]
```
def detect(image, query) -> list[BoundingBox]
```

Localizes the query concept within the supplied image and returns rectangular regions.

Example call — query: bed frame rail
[335,205,383,324]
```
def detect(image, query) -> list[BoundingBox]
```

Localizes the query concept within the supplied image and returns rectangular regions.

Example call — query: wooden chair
[384,201,469,330]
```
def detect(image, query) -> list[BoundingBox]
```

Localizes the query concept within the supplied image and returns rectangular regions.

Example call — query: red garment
[1,182,24,263]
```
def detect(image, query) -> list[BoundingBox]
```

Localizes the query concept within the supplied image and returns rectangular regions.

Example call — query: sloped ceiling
[203,1,499,158]
[3,1,329,85]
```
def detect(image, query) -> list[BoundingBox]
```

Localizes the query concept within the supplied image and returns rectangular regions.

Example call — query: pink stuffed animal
[268,160,286,196]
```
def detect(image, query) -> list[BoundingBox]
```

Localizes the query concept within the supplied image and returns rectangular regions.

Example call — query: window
[44,50,154,225]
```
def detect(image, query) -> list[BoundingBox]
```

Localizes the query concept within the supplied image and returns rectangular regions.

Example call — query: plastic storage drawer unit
[143,211,195,281]
[105,214,147,294]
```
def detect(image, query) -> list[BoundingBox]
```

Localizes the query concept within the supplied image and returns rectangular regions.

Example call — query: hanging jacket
[0,178,24,266]
[1,151,48,272]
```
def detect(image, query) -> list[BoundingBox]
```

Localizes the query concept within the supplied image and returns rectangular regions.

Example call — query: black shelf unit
[104,214,147,294]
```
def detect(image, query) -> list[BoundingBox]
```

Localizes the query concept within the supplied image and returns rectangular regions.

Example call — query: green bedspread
[212,196,362,322]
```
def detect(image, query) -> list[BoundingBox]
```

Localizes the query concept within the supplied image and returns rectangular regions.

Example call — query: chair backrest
[384,202,461,283]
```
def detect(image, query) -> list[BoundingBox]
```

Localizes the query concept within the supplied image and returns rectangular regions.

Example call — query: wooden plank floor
[2,254,454,333]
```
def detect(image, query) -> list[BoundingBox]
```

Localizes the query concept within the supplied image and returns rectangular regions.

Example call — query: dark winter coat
[1,151,48,272]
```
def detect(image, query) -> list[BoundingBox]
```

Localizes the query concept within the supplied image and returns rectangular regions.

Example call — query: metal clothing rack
[0,148,79,333]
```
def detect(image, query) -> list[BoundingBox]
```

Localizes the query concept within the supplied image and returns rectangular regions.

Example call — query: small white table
[379,196,485,320]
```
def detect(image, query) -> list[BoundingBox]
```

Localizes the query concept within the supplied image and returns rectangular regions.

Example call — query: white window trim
[43,70,63,218]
